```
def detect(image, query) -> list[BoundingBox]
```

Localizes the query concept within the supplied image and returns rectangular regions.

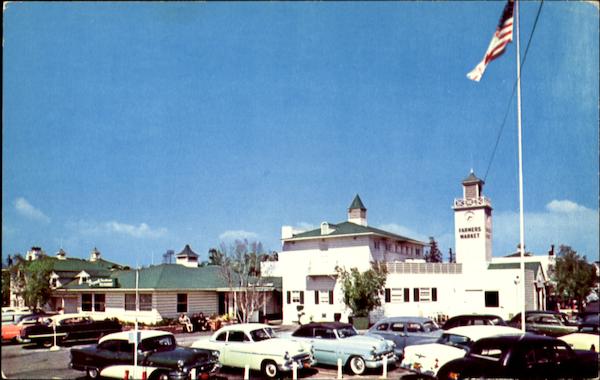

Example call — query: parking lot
[1,330,412,379]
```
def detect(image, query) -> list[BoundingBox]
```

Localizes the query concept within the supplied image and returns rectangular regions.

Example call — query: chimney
[281,226,294,240]
[56,248,67,260]
[90,247,101,262]
[548,244,555,256]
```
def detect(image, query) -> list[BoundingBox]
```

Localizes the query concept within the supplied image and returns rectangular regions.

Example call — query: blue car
[291,322,397,375]
[367,316,443,359]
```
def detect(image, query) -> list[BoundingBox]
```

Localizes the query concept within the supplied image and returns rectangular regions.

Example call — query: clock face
[464,211,474,222]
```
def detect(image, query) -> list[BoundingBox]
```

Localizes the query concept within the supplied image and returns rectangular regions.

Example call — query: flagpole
[515,0,526,333]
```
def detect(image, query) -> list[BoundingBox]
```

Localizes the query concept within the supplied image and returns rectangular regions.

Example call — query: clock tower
[453,170,493,273]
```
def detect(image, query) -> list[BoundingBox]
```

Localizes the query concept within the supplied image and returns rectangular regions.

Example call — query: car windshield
[437,333,472,349]
[250,328,275,342]
[336,327,358,339]
[140,335,176,352]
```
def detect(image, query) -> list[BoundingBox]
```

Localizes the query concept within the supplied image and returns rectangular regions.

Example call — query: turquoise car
[291,322,397,375]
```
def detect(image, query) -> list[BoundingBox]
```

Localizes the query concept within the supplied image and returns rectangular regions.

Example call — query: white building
[269,172,548,324]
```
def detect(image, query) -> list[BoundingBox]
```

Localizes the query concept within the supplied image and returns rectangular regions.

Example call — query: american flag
[467,0,515,82]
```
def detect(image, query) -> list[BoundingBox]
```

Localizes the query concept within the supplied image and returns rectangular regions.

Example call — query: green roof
[349,194,366,210]
[289,221,426,245]
[47,257,125,273]
[487,262,543,277]
[59,264,282,291]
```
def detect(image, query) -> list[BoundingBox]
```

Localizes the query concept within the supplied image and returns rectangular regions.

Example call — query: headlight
[212,350,220,359]
[177,359,185,371]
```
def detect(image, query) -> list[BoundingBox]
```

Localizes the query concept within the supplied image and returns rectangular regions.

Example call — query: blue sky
[3,1,598,267]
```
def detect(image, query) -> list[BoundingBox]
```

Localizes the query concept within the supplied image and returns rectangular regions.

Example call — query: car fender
[100,365,160,379]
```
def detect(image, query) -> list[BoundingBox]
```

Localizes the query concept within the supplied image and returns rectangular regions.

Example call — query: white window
[318,290,330,304]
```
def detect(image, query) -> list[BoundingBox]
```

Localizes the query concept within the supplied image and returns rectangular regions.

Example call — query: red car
[2,312,54,343]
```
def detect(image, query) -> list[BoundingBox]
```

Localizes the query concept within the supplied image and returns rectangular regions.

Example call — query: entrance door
[218,293,226,315]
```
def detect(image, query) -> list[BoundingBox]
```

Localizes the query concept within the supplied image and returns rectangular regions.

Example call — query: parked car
[290,322,397,375]
[191,323,313,379]
[508,311,579,337]
[2,312,55,343]
[437,334,599,379]
[401,325,522,377]
[20,313,122,348]
[71,330,220,380]
[366,316,442,359]
[2,308,35,325]
[559,314,599,352]
[442,314,507,330]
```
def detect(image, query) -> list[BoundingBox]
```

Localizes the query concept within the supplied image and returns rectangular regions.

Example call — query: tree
[218,239,272,323]
[425,237,443,263]
[9,254,53,309]
[2,269,10,307]
[207,248,224,266]
[335,262,387,318]
[552,245,598,313]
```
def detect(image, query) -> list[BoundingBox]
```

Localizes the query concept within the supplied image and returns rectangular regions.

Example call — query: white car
[401,325,522,377]
[192,323,314,378]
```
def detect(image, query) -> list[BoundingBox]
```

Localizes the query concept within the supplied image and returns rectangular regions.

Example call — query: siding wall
[155,291,218,319]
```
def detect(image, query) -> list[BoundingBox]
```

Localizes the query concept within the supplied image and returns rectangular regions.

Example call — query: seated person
[178,313,193,333]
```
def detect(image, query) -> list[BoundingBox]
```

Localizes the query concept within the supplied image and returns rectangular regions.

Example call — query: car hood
[402,343,466,375]
[145,346,216,367]
[250,338,311,355]
[340,335,393,351]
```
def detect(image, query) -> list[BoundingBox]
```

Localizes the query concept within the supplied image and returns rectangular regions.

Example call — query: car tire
[348,356,366,375]
[150,371,169,380]
[86,367,100,379]
[261,360,279,379]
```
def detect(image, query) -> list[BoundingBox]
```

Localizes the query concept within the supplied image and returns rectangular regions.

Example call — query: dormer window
[76,271,91,285]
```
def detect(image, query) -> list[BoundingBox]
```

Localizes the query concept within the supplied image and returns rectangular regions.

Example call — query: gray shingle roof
[349,194,366,210]
[487,261,543,277]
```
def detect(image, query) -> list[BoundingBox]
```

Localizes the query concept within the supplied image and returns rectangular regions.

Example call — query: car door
[211,331,231,366]
[312,327,340,365]
[224,330,252,368]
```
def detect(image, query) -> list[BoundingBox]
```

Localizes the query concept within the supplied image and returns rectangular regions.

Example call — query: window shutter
[414,288,420,302]
[329,290,334,304]
[315,290,319,304]
[287,291,291,304]
[404,288,410,302]
[300,291,304,304]
[384,288,391,303]
[432,288,438,302]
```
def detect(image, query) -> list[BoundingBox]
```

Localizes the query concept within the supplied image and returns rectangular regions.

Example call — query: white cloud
[67,219,167,239]
[105,221,167,239]
[494,200,598,259]
[219,230,259,242]
[546,199,588,213]
[14,197,50,223]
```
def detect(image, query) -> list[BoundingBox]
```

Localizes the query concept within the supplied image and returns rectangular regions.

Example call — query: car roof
[99,330,172,343]
[445,325,523,341]
[214,323,273,333]
[375,316,433,324]
[447,314,503,320]
[49,313,94,322]
[296,322,353,329]
[474,333,561,346]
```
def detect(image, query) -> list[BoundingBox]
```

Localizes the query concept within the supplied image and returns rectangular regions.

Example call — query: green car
[509,311,578,337]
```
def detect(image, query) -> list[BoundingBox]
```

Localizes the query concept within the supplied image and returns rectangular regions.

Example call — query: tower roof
[462,170,484,185]
[349,194,366,210]
[177,244,198,258]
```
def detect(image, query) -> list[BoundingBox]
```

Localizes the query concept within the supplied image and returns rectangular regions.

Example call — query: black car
[508,311,578,337]
[437,334,598,379]
[20,313,122,348]
[70,330,220,380]
[442,314,507,330]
